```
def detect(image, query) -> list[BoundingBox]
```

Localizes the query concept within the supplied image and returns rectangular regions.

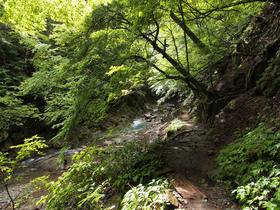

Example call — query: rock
[167,130,175,137]
[39,157,64,171]
[114,138,122,144]
[154,168,174,177]
[0,139,13,152]
[196,130,207,136]
[165,189,179,207]
[207,150,215,156]
[182,146,192,152]
[230,204,239,209]
[105,192,122,209]
[104,140,113,146]
[144,113,152,119]
[178,137,192,143]
[18,203,38,210]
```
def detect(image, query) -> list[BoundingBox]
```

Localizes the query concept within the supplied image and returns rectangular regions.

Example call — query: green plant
[121,178,169,210]
[38,139,163,209]
[113,153,162,189]
[0,135,48,209]
[233,167,280,209]
[216,121,280,208]
[166,118,186,132]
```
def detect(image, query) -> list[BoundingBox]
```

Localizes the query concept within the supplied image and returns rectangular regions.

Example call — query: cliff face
[213,2,280,145]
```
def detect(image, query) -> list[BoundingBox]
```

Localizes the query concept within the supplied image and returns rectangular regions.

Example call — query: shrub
[216,121,280,209]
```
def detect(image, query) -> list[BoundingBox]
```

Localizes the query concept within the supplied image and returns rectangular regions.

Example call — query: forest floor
[0,102,241,210]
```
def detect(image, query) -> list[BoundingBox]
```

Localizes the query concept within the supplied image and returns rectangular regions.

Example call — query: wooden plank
[167,173,207,200]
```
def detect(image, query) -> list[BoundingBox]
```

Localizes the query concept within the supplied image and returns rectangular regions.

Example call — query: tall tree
[82,0,264,121]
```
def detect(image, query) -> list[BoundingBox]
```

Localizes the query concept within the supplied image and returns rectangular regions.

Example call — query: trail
[161,117,238,209]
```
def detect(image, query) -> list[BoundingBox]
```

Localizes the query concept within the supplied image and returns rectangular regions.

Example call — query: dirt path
[160,110,239,209]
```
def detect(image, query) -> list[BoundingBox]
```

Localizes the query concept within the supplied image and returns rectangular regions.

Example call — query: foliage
[0,135,48,182]
[150,76,189,105]
[10,135,47,160]
[1,0,95,33]
[121,178,169,210]
[0,23,25,96]
[233,167,280,209]
[0,136,48,209]
[166,118,186,132]
[256,48,280,97]
[0,93,40,133]
[39,139,163,209]
[0,0,266,143]
[216,120,280,209]
[0,23,40,137]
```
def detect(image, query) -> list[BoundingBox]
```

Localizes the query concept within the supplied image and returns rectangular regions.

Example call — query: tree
[0,22,40,146]
[0,136,47,209]
[82,0,264,121]
[1,0,266,143]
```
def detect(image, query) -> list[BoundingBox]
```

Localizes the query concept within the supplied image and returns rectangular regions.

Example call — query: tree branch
[170,11,210,54]
[183,0,274,21]
[178,0,190,72]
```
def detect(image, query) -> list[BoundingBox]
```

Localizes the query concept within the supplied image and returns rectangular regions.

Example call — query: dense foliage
[38,139,163,209]
[216,118,280,209]
[1,0,279,209]
[0,22,40,146]
[11,0,264,143]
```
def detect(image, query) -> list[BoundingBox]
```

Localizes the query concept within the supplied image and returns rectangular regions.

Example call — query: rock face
[0,138,13,153]
[39,157,65,171]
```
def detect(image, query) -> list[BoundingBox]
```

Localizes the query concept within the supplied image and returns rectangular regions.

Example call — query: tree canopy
[0,0,265,142]
[2,0,280,209]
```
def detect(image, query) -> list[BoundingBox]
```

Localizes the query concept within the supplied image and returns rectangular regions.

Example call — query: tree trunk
[170,11,210,54]
[5,184,15,210]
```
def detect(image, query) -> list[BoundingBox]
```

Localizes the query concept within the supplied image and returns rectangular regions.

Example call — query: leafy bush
[121,178,169,210]
[0,93,39,133]
[0,136,48,209]
[233,167,280,209]
[216,121,280,209]
[39,139,163,209]
[0,22,40,137]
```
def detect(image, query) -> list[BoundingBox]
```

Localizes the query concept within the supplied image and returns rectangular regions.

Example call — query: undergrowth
[122,178,169,210]
[216,118,280,209]
[37,139,166,209]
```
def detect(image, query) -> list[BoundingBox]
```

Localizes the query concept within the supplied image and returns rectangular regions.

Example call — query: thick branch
[170,11,210,54]
[179,0,190,72]
[141,33,188,77]
[183,0,275,20]
[140,35,210,97]
[129,55,185,80]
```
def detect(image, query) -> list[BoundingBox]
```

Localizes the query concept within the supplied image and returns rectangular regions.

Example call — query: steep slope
[213,2,280,145]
